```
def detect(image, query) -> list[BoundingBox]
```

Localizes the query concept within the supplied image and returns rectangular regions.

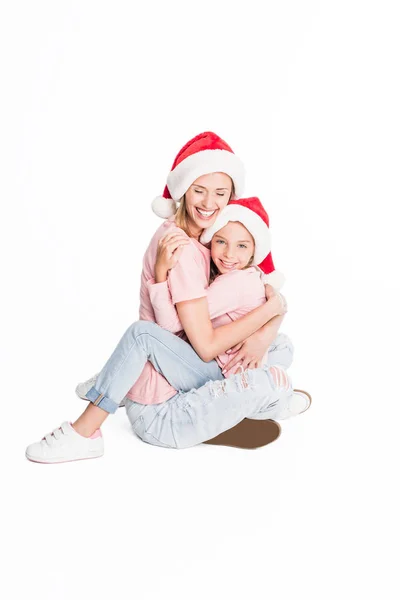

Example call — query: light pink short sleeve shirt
[126,217,210,404]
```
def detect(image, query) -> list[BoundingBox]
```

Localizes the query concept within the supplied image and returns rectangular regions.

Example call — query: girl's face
[184,172,232,237]
[211,221,255,274]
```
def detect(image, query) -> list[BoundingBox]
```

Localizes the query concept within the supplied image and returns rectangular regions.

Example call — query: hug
[26,131,311,462]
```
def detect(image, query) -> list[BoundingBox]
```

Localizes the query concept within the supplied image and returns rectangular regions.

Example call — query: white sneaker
[25,421,104,464]
[75,374,126,408]
[275,389,312,420]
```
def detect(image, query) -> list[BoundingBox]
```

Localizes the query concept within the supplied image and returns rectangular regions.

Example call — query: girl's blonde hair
[174,179,236,237]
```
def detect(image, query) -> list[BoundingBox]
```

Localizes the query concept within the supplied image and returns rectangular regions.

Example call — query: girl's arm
[146,230,190,332]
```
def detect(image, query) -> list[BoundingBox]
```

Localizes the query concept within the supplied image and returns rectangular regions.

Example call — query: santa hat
[152,131,245,219]
[200,197,285,290]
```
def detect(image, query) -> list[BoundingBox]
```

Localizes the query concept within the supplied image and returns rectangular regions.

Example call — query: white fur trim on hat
[261,270,286,290]
[166,149,245,201]
[151,195,177,219]
[200,204,271,265]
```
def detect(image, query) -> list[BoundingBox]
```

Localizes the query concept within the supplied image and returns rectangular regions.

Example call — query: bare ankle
[71,421,96,438]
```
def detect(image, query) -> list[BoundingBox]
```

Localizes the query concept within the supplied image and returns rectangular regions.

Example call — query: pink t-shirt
[147,267,267,378]
[125,217,210,404]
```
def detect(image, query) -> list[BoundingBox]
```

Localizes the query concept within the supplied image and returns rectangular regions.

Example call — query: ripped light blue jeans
[85,320,294,449]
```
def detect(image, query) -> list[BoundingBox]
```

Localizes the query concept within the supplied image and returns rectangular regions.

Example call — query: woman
[25,132,304,462]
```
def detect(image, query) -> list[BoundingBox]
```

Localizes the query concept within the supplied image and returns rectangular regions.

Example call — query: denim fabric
[85,320,225,414]
[84,319,295,448]
[125,363,294,449]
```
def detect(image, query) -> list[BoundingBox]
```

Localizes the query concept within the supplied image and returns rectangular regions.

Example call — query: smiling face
[183,172,232,238]
[211,221,255,274]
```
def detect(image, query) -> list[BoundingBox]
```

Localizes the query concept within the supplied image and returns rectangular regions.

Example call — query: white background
[1,1,399,598]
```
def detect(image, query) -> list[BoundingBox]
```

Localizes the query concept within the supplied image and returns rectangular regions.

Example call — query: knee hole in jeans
[269,366,291,392]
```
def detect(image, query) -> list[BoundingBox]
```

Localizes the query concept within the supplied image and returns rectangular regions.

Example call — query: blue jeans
[85,320,294,448]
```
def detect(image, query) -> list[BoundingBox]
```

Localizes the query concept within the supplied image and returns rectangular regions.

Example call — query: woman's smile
[195,207,218,220]
[183,172,232,237]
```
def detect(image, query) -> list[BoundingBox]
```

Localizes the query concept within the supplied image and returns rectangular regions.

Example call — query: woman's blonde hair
[174,197,191,236]
[174,179,236,237]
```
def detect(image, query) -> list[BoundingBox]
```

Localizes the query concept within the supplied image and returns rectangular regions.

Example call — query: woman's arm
[148,269,264,334]
[147,278,183,333]
[257,314,285,343]
[175,293,286,362]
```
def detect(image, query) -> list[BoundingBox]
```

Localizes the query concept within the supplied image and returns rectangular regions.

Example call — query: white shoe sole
[25,421,105,464]
[275,389,312,420]
[292,389,312,414]
[25,449,104,464]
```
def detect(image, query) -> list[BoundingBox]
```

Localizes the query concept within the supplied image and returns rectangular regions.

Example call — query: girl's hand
[265,283,282,300]
[222,331,267,373]
[155,233,190,282]
[223,315,284,374]
[264,283,275,299]
[222,287,287,373]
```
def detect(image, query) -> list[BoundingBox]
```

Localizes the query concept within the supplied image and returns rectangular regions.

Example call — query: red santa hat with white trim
[200,197,285,290]
[152,131,245,219]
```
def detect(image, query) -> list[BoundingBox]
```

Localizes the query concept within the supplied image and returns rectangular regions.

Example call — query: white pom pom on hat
[200,197,286,290]
[151,131,245,219]
[151,195,177,219]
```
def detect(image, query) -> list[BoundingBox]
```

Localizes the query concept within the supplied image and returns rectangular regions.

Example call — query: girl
[147,197,291,379]
[25,133,306,462]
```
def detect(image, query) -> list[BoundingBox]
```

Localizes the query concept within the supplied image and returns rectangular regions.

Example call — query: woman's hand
[155,233,190,283]
[265,286,288,317]
[265,283,285,302]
